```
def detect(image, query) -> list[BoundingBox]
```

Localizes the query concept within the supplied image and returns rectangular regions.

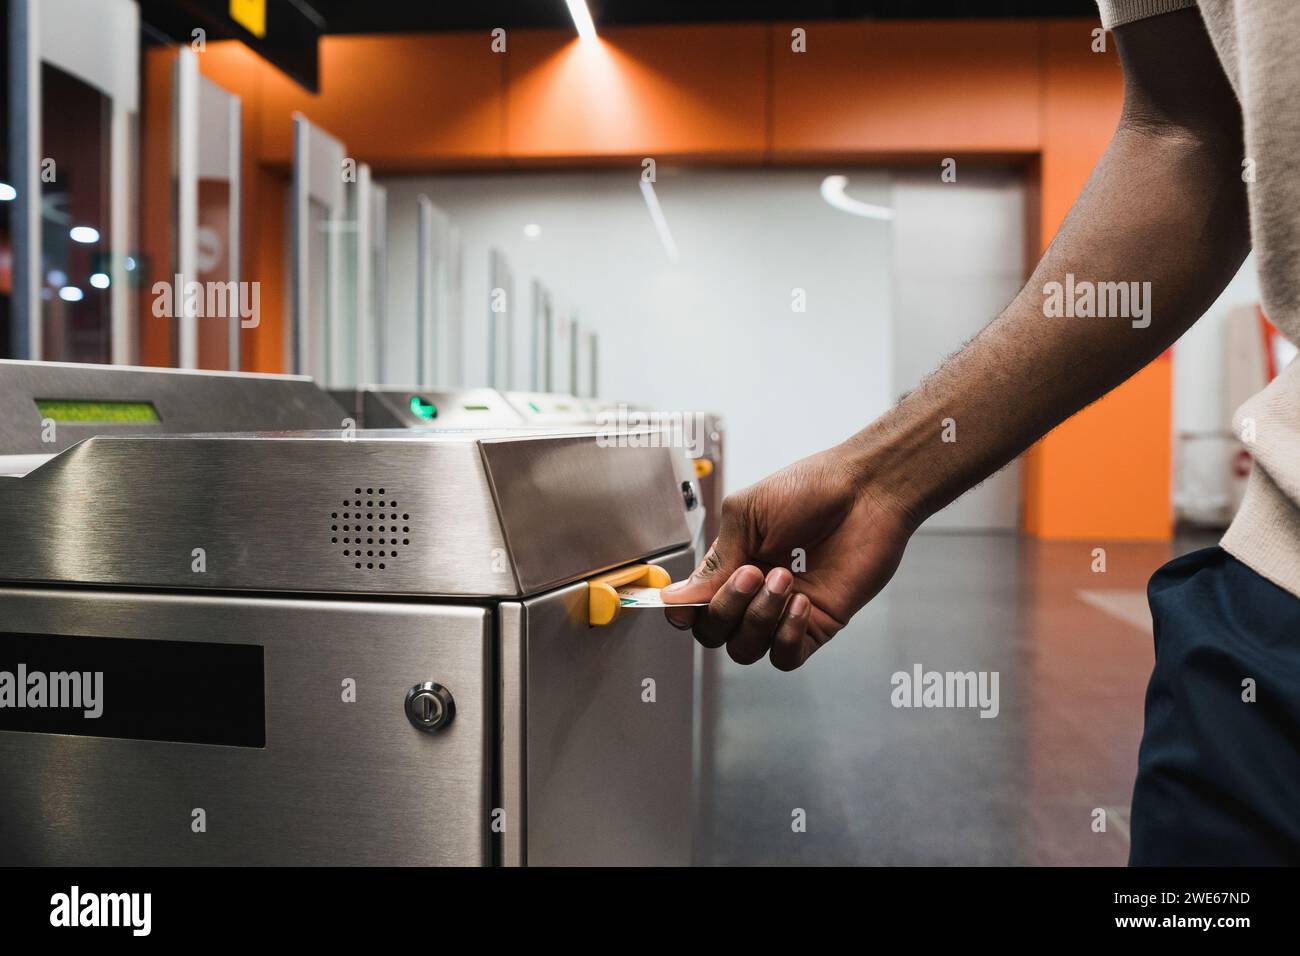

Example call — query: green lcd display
[35,399,162,424]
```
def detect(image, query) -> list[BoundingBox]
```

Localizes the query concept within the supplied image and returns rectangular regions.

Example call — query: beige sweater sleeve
[1096,0,1197,29]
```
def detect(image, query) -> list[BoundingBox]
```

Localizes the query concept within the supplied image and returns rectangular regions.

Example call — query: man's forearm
[842,120,1250,528]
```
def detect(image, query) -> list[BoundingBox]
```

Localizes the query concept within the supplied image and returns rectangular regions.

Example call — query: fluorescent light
[90,272,110,289]
[125,256,137,271]
[819,175,895,221]
[639,180,679,262]
[58,286,84,302]
[564,0,597,42]
[46,269,67,287]
[70,225,100,244]
[0,182,15,201]
[523,223,542,239]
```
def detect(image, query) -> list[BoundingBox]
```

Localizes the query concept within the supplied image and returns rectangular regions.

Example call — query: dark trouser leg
[1130,547,1300,866]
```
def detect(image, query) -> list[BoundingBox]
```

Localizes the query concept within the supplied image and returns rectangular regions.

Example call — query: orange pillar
[1021,22,1173,541]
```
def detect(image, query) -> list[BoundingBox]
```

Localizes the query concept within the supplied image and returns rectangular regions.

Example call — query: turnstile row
[0,361,715,866]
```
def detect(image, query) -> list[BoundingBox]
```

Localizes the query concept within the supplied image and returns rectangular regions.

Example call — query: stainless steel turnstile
[335,385,526,429]
[0,362,704,866]
[335,385,608,431]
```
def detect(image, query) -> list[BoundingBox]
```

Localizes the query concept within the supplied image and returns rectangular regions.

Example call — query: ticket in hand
[616,585,707,608]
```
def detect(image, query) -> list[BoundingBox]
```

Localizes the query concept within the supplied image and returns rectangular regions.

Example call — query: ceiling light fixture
[564,0,598,42]
[819,175,895,221]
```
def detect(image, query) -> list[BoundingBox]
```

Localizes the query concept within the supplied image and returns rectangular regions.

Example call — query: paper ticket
[616,585,707,608]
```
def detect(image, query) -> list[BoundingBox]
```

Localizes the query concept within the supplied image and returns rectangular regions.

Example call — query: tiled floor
[695,531,1218,866]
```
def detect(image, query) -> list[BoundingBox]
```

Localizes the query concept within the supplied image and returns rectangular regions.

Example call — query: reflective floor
[695,531,1217,866]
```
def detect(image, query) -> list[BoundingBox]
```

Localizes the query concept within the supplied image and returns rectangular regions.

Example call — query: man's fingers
[692,565,763,648]
[769,593,813,671]
[662,493,750,605]
[662,540,733,604]
[661,544,722,630]
[726,567,794,665]
[664,606,696,630]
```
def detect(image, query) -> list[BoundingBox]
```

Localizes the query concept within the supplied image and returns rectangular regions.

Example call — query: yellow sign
[230,0,267,39]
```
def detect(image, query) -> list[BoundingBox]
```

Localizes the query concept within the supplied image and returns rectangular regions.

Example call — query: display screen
[35,399,161,424]
[0,632,265,747]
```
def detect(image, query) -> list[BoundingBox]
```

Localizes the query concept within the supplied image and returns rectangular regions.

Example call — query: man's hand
[662,447,916,670]
[664,10,1249,672]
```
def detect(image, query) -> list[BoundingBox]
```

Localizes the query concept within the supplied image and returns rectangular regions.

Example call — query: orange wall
[770,21,1042,155]
[1022,23,1171,540]
[150,17,1163,539]
[139,47,176,369]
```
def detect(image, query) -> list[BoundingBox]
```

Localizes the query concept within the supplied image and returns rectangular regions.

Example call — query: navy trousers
[1130,546,1300,865]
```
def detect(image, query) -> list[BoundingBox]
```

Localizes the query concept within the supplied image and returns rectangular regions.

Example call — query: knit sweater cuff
[1221,466,1300,599]
[1096,0,1198,30]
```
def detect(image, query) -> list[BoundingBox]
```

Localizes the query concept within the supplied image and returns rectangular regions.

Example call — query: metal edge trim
[498,601,526,867]
[474,439,525,596]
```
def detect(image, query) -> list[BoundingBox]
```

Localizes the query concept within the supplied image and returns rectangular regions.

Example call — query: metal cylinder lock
[404,682,456,732]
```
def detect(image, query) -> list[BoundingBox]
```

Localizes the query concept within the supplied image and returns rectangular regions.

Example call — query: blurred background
[0,0,1287,864]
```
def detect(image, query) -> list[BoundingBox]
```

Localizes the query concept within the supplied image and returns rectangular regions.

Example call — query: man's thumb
[662,537,741,603]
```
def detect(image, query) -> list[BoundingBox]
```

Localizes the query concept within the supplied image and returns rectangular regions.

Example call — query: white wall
[1171,255,1262,524]
[379,168,896,493]
[890,169,1026,531]
[1174,254,1260,438]
[378,164,1260,531]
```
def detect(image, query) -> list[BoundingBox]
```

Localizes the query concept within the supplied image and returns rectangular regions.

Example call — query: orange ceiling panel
[504,25,768,159]
[254,33,506,166]
[770,20,1042,155]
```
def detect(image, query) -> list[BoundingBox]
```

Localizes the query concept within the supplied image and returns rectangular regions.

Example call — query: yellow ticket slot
[587,564,671,626]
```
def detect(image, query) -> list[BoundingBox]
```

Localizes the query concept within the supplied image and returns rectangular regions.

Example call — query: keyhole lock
[405,682,456,732]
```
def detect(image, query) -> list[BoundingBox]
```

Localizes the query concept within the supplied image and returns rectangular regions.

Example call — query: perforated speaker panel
[329,486,412,571]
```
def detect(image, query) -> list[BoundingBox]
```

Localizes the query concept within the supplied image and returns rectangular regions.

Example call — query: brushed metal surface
[0,432,516,596]
[497,601,526,867]
[501,547,695,866]
[0,429,697,598]
[0,587,490,865]
[695,413,725,545]
[670,437,708,561]
[0,360,347,455]
[480,433,692,595]
[326,387,361,422]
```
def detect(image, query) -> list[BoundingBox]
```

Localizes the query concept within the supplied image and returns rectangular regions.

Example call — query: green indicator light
[527,401,541,414]
[409,396,438,420]
[462,404,490,412]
